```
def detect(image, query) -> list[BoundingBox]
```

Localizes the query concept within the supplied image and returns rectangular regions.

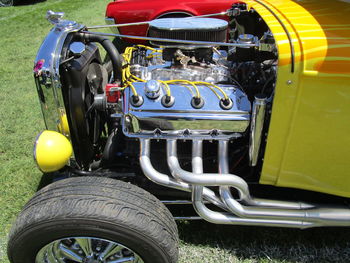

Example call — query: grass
[0,1,350,263]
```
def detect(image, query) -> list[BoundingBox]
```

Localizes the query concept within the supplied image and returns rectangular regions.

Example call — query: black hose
[74,32,123,82]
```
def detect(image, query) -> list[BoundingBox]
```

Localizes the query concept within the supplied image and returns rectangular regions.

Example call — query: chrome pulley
[36,237,144,263]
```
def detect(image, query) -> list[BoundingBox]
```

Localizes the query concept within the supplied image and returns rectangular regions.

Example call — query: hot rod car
[7,0,350,263]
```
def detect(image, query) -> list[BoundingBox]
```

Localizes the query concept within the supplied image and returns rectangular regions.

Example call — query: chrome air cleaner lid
[149,17,228,31]
[148,17,228,47]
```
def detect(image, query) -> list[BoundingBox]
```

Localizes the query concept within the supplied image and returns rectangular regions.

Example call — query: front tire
[8,177,179,263]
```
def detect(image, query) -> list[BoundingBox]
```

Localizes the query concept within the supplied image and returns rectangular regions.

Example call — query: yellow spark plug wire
[121,47,138,96]
[121,45,230,103]
[193,81,229,100]
[197,84,222,100]
[136,45,162,53]
[146,53,162,59]
[164,79,201,98]
[158,81,171,97]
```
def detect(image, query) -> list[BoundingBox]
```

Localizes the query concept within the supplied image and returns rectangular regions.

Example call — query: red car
[105,0,235,39]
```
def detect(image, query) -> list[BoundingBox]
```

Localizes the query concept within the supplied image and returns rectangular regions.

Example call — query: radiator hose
[74,32,123,82]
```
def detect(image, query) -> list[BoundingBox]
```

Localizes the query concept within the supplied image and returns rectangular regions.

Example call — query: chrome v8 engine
[121,18,251,139]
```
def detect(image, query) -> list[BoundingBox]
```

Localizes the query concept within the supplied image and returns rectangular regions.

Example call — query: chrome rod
[80,31,257,48]
[87,11,229,30]
[139,139,227,210]
[89,20,150,29]
[192,11,228,18]
[249,95,267,166]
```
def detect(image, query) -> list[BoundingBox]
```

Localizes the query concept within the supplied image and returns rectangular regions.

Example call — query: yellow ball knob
[34,130,73,173]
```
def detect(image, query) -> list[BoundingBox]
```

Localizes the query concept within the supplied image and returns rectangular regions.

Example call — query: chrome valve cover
[121,83,251,139]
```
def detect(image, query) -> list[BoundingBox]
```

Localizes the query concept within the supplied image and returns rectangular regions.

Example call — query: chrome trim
[34,13,84,131]
[81,30,258,48]
[35,237,144,263]
[249,95,267,166]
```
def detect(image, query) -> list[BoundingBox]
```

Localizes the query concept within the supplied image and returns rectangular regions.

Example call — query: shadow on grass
[14,0,46,6]
[178,220,350,262]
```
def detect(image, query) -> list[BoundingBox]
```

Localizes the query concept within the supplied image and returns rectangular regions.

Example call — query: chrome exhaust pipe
[218,140,350,227]
[139,139,227,210]
[192,187,315,228]
[140,138,350,228]
[249,95,267,166]
[167,139,251,201]
[191,141,315,228]
[167,139,313,210]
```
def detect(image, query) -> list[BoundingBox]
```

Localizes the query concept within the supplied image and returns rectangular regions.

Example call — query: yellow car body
[243,0,350,197]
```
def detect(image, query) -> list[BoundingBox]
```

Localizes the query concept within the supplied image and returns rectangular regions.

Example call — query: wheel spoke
[107,257,135,263]
[47,242,66,263]
[36,237,144,263]
[58,243,83,262]
[98,242,123,261]
[74,238,93,257]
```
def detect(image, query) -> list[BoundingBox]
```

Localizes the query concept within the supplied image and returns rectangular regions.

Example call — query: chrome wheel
[0,0,14,7]
[35,237,144,263]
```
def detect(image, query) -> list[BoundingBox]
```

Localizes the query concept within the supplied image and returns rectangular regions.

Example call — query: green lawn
[0,1,350,263]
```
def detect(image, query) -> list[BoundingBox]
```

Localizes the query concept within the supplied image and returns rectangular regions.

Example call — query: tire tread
[8,177,178,263]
